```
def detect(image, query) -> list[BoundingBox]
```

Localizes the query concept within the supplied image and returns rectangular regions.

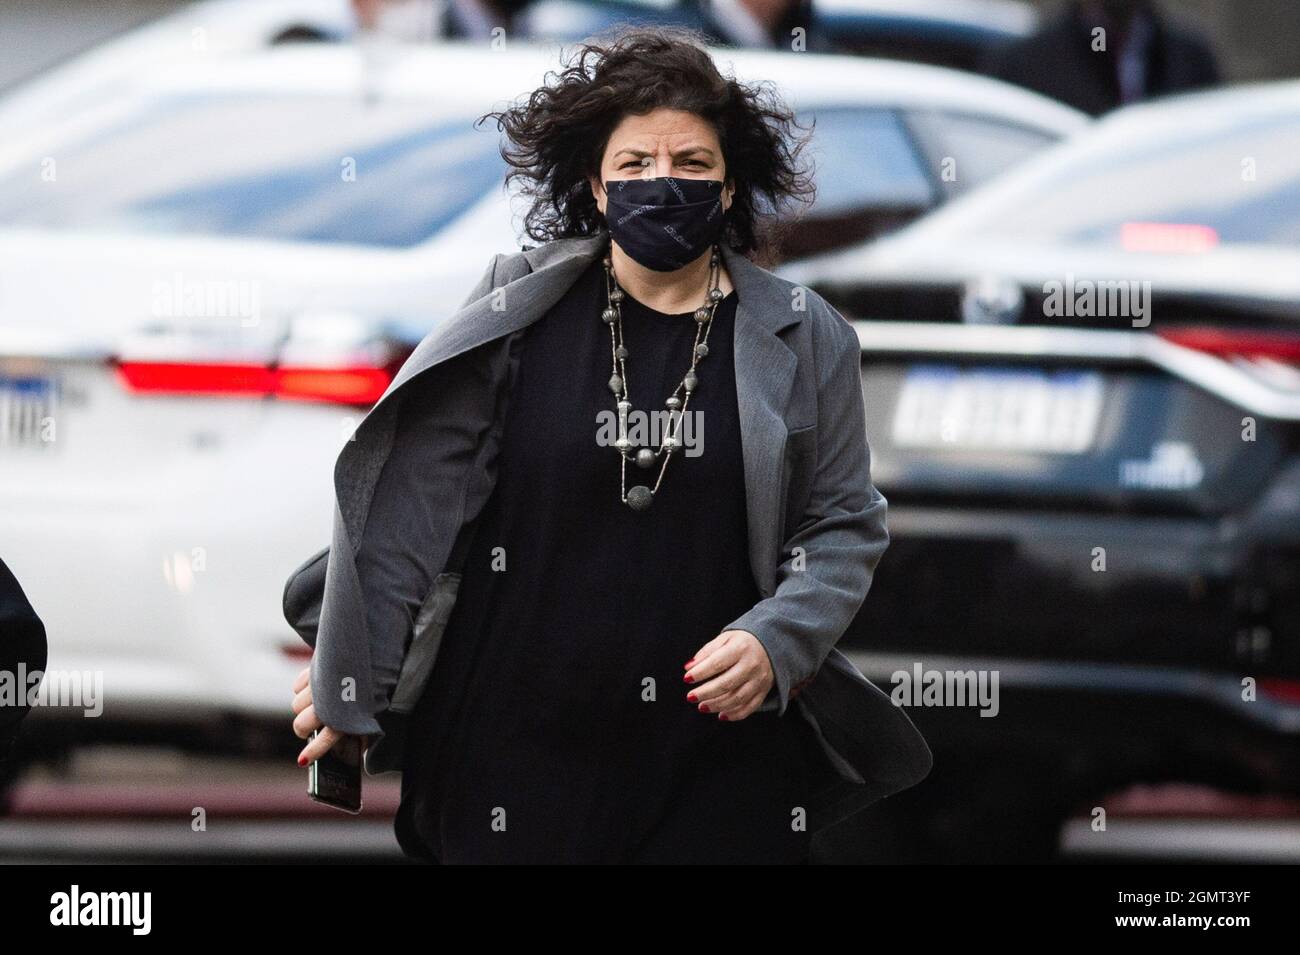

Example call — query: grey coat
[282,230,932,836]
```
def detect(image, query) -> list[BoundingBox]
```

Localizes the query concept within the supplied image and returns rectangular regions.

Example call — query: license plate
[0,370,60,450]
[891,365,1103,454]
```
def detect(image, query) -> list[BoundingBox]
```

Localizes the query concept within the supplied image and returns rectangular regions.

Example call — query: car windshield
[949,109,1300,249]
[0,91,506,248]
[804,108,936,214]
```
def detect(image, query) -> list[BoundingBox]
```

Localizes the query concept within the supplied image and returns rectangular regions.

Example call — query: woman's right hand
[291,664,347,766]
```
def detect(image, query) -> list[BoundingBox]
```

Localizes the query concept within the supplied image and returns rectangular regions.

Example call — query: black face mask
[602,176,727,272]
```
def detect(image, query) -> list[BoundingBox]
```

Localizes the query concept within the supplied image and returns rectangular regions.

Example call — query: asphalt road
[4,744,1300,863]
[0,745,410,864]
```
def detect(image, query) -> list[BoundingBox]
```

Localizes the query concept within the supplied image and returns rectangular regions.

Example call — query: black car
[785,81,1300,862]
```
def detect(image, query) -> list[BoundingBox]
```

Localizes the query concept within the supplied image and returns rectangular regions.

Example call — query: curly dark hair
[477,25,817,258]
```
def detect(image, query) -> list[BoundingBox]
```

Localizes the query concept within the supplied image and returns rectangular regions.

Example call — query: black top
[979,7,1221,116]
[393,255,815,863]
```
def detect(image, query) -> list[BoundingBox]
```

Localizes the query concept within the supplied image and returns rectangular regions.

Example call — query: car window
[950,112,1300,248]
[0,92,506,247]
[800,107,936,216]
[906,110,1060,197]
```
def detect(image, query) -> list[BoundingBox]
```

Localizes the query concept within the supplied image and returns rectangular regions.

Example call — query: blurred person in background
[0,556,46,789]
[273,0,533,44]
[441,0,535,39]
[980,0,1221,115]
[691,0,834,52]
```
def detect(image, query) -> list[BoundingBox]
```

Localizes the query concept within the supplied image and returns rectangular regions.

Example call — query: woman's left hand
[683,629,774,721]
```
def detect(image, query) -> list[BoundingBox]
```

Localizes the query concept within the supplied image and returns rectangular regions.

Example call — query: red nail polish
[683,673,694,683]
[684,658,696,668]
[686,692,697,702]
[719,713,728,721]
[298,756,307,766]
[698,703,710,713]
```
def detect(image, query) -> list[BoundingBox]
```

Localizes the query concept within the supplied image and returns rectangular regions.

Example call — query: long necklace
[602,244,725,511]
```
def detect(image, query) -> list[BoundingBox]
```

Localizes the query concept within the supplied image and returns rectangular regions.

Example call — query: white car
[0,1,358,132]
[0,38,1083,758]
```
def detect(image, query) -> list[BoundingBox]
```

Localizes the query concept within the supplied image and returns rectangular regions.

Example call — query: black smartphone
[307,730,363,814]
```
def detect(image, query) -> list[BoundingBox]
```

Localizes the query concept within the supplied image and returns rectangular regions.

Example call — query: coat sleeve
[310,253,505,737]
[723,304,889,716]
[354,254,507,719]
[0,556,47,766]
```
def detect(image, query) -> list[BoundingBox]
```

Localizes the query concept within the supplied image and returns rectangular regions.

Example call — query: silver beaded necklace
[602,244,726,511]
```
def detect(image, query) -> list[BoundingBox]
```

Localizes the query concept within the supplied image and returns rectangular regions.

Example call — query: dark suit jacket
[981,4,1221,116]
[0,557,47,767]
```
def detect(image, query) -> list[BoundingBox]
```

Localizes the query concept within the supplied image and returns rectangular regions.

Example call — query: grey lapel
[342,231,802,596]
[720,243,801,595]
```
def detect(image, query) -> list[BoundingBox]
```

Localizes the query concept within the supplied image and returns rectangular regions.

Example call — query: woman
[288,26,928,864]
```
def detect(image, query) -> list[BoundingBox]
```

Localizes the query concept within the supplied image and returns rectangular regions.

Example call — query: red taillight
[116,361,275,395]
[115,360,393,405]
[273,366,392,405]
[1158,327,1300,364]
[1257,678,1300,706]
[1120,221,1220,254]
[281,642,313,662]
